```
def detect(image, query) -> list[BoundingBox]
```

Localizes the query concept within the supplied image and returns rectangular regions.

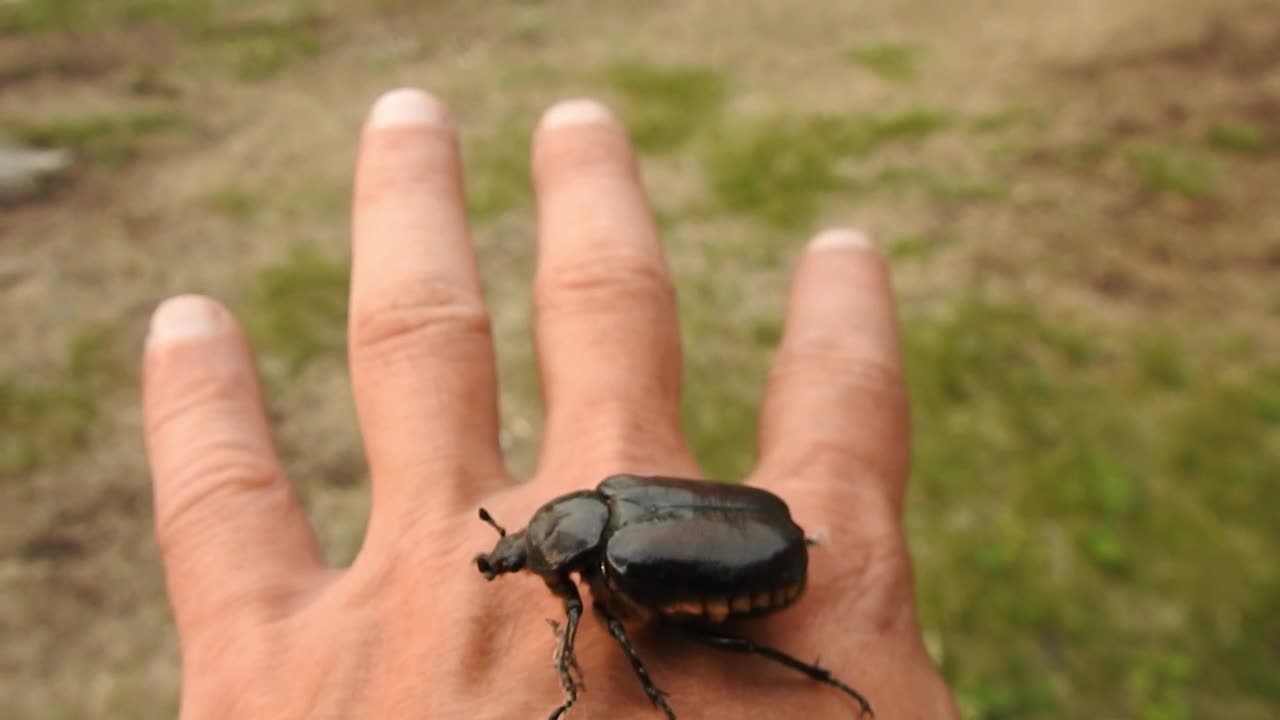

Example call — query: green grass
[463,119,534,221]
[0,325,126,477]
[861,165,1010,202]
[243,246,350,370]
[603,60,729,152]
[680,280,770,480]
[1205,123,1269,156]
[704,116,847,227]
[0,378,96,477]
[845,43,923,83]
[207,185,259,220]
[900,297,1279,719]
[196,15,330,82]
[886,231,958,260]
[970,106,1048,134]
[1133,331,1189,389]
[1128,144,1220,198]
[0,0,214,33]
[1055,137,1112,171]
[851,108,953,148]
[704,109,953,227]
[8,111,186,167]
[10,1,336,80]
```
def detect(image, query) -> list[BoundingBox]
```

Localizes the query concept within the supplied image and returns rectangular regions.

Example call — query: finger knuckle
[146,371,249,444]
[800,439,882,479]
[154,443,282,554]
[771,339,904,399]
[536,128,636,183]
[351,277,492,367]
[537,253,673,315]
[537,397,696,490]
[355,137,456,209]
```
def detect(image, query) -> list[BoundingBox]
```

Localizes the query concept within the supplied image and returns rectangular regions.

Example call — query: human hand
[142,89,960,719]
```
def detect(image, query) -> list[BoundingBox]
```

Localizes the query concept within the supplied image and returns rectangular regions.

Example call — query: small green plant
[604,61,728,152]
[208,185,258,221]
[843,108,952,152]
[10,111,185,167]
[244,246,350,370]
[969,106,1047,134]
[0,378,95,476]
[1128,144,1219,198]
[0,324,124,477]
[1205,123,1268,156]
[509,15,546,44]
[845,43,922,83]
[886,232,955,260]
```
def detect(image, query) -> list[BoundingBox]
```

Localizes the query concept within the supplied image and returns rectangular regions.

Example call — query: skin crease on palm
[140,88,962,720]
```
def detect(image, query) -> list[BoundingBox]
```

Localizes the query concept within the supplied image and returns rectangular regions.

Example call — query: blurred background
[2,0,1278,717]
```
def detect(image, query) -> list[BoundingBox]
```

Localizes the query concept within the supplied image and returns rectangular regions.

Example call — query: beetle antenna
[478,507,507,537]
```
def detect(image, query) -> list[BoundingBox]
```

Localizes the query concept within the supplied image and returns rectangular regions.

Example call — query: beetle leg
[546,619,585,690]
[593,603,676,720]
[674,623,874,718]
[544,578,584,720]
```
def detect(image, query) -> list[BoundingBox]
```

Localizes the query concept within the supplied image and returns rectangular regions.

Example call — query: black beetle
[474,473,874,719]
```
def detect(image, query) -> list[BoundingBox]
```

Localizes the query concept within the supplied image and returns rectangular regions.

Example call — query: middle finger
[349,89,507,516]
[531,99,696,488]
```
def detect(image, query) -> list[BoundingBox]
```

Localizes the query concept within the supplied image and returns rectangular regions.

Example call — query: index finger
[751,229,910,513]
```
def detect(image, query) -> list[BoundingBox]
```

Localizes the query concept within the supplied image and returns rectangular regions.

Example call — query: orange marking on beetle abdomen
[650,581,806,623]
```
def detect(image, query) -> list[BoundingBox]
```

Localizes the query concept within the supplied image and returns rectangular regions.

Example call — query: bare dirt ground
[2,0,1278,717]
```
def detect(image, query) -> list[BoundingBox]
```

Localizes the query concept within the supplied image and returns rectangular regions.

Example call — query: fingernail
[540,98,616,129]
[148,295,224,347]
[367,88,453,129]
[809,228,874,251]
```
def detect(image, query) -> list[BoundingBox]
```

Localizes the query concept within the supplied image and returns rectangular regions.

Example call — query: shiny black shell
[596,475,808,615]
[525,490,609,574]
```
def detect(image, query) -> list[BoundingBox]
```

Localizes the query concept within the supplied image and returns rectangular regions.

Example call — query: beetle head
[474,508,527,580]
